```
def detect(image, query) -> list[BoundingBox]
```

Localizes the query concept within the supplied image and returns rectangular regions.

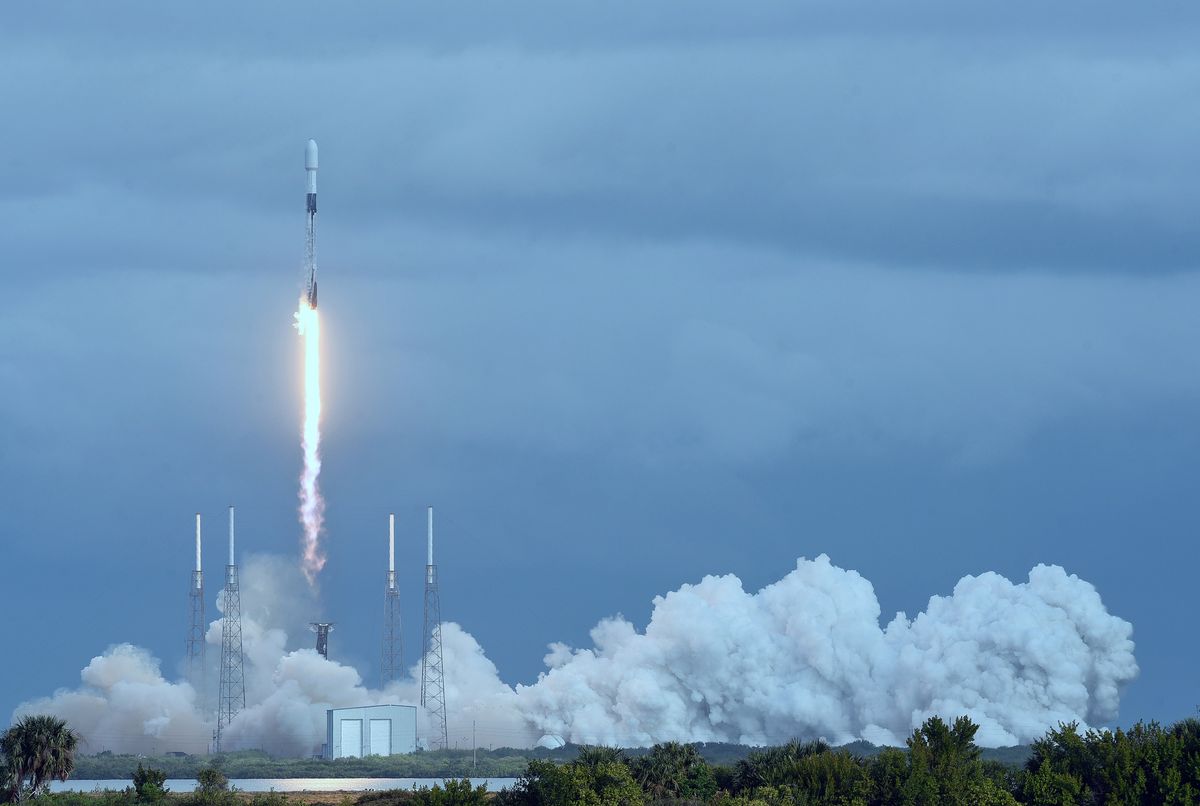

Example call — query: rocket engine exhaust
[295,139,325,585]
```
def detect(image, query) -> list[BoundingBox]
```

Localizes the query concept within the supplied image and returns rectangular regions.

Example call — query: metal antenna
[216,505,246,752]
[420,506,448,749]
[381,513,403,686]
[187,514,206,704]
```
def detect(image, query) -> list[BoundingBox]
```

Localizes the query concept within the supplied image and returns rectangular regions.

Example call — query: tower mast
[216,505,246,752]
[420,506,448,749]
[382,513,403,686]
[187,514,206,703]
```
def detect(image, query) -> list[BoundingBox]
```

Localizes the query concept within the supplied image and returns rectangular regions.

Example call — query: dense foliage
[14,714,1200,805]
[70,750,535,781]
[67,745,1030,782]
[20,792,294,806]
[495,716,1200,806]
[1019,719,1200,805]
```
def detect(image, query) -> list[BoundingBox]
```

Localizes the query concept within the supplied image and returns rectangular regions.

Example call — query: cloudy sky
[4,1,1199,733]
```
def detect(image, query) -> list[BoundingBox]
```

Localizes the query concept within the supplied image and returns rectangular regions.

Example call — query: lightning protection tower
[216,505,246,752]
[187,513,206,700]
[420,506,449,749]
[381,513,403,686]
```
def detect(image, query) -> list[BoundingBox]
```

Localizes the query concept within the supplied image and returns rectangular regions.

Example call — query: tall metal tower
[187,513,206,700]
[381,513,403,687]
[420,506,448,749]
[311,623,334,659]
[216,505,245,752]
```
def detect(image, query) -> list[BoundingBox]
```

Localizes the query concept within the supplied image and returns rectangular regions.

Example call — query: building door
[369,719,391,756]
[340,719,363,758]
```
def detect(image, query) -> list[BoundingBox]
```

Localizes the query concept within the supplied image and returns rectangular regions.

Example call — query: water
[52,778,518,793]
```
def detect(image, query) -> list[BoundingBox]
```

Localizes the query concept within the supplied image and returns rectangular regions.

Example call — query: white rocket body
[304,139,319,308]
[305,139,318,193]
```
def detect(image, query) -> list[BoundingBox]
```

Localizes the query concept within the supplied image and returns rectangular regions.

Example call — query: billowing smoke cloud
[14,644,209,755]
[14,554,1136,753]
[516,556,1137,747]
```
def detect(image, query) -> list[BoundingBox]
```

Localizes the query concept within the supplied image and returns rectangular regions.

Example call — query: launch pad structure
[216,506,246,752]
[186,504,459,753]
[312,622,334,659]
[187,514,206,697]
[420,506,449,750]
[382,513,404,686]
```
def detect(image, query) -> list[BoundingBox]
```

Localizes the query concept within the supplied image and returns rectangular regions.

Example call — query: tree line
[64,742,1029,782]
[7,713,1200,805]
[71,749,536,782]
[479,716,1200,805]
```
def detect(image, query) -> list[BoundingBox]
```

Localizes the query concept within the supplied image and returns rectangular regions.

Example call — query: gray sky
[3,1,1199,733]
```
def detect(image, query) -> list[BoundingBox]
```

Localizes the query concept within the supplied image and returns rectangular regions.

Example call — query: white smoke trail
[14,555,1137,753]
[294,300,325,584]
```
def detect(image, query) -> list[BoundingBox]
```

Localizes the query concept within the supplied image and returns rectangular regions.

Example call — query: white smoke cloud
[414,624,539,749]
[14,554,1136,753]
[214,555,384,755]
[15,644,209,755]
[515,556,1138,747]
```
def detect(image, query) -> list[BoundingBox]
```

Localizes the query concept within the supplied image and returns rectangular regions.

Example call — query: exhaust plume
[515,555,1138,747]
[15,554,1136,753]
[293,300,325,584]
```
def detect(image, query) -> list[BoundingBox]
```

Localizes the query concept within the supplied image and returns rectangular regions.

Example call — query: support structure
[312,622,334,659]
[420,506,448,750]
[381,513,403,687]
[187,513,206,700]
[216,505,245,752]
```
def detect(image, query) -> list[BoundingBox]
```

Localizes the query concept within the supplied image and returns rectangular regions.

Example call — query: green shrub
[23,792,136,806]
[246,793,290,806]
[410,779,488,805]
[130,766,167,802]
[498,758,643,805]
[195,769,227,795]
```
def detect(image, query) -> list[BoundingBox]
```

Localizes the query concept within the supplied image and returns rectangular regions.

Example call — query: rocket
[304,139,319,308]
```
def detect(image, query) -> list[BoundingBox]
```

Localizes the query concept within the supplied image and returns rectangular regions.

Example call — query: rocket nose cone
[305,139,318,170]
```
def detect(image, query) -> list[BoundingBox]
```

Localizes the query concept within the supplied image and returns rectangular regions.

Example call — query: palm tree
[575,745,628,770]
[732,739,831,792]
[632,741,714,800]
[1,715,79,801]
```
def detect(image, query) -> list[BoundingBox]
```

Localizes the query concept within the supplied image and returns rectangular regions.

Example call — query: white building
[325,704,417,758]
